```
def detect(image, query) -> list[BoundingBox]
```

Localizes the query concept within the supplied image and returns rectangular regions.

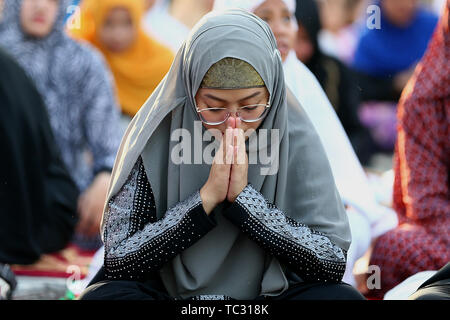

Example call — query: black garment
[102,158,347,285]
[0,263,17,300]
[79,275,365,300]
[0,49,79,264]
[295,0,372,165]
[409,263,450,300]
[352,71,401,102]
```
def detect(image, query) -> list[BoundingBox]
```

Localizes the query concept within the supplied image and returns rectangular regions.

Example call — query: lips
[277,42,289,57]
[32,16,46,24]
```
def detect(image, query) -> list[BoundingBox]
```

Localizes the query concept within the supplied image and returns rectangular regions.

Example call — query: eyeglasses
[196,103,270,126]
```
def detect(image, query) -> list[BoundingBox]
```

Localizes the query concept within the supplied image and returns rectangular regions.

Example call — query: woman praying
[80,9,364,300]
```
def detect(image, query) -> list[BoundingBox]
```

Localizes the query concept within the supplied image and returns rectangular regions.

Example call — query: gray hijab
[104,9,350,299]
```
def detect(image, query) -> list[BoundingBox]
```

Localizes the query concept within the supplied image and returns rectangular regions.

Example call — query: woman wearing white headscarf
[213,0,398,287]
[80,9,364,300]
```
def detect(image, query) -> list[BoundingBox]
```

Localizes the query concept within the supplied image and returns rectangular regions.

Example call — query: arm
[223,184,347,283]
[353,71,400,102]
[81,49,122,176]
[396,97,449,228]
[76,49,123,235]
[103,157,217,281]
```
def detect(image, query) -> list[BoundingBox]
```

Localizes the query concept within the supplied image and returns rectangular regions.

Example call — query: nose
[35,0,47,10]
[271,20,288,38]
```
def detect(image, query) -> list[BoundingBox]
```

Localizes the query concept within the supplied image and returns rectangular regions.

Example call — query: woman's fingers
[234,126,247,165]
[220,126,234,165]
[227,122,248,203]
[201,128,234,213]
[227,116,236,129]
[235,117,242,130]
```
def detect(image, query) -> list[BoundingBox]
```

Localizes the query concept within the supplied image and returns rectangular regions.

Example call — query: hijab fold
[104,9,350,299]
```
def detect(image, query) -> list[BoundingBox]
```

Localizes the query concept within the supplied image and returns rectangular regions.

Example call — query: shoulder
[61,35,110,73]
[398,84,439,128]
[284,54,313,80]
[0,49,40,95]
[410,9,439,41]
[0,49,21,75]
[283,52,323,93]
[285,88,319,141]
[415,8,439,27]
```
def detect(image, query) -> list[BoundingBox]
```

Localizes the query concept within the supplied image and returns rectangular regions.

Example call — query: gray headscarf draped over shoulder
[104,9,350,299]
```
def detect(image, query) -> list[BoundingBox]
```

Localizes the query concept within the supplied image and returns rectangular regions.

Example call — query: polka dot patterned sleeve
[102,157,217,281]
[223,184,348,283]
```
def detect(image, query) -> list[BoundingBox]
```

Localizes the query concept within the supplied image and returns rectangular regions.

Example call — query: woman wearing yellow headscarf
[70,0,174,117]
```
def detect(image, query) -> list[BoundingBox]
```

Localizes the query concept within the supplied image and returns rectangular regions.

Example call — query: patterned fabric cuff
[222,184,254,227]
[189,193,218,232]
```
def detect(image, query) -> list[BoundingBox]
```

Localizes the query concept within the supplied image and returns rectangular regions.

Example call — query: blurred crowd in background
[70,0,444,167]
[0,0,448,300]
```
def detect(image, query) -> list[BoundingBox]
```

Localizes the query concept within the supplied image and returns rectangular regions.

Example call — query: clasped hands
[200,117,249,215]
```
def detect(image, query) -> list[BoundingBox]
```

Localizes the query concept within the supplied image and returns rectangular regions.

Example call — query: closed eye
[241,105,259,111]
[208,108,226,113]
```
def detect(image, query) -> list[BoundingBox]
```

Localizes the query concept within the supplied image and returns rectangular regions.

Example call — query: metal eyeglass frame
[196,103,271,126]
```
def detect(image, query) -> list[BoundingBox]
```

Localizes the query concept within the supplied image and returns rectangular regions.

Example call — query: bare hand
[394,65,416,92]
[76,172,111,236]
[200,119,234,215]
[227,118,248,203]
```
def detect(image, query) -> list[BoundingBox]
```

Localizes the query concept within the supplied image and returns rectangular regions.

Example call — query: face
[0,0,4,22]
[317,0,348,32]
[20,0,59,38]
[195,87,270,136]
[144,0,156,12]
[98,7,137,53]
[294,24,315,63]
[381,0,418,27]
[253,0,295,62]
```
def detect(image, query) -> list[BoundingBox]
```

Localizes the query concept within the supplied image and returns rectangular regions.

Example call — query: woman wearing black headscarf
[294,0,372,165]
[0,48,79,265]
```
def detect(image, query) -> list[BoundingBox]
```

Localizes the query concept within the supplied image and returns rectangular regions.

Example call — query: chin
[279,51,289,62]
[30,29,52,38]
[24,23,52,38]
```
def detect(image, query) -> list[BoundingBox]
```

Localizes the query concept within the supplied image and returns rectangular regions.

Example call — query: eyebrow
[204,91,261,103]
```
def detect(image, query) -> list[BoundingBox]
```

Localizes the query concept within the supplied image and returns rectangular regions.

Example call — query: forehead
[106,6,132,16]
[197,87,269,102]
[254,0,290,13]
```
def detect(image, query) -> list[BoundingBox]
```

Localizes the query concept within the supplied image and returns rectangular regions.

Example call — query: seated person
[80,10,364,300]
[0,0,123,248]
[352,0,438,153]
[368,2,449,299]
[294,0,372,165]
[0,48,78,266]
[352,0,438,102]
[69,0,174,120]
